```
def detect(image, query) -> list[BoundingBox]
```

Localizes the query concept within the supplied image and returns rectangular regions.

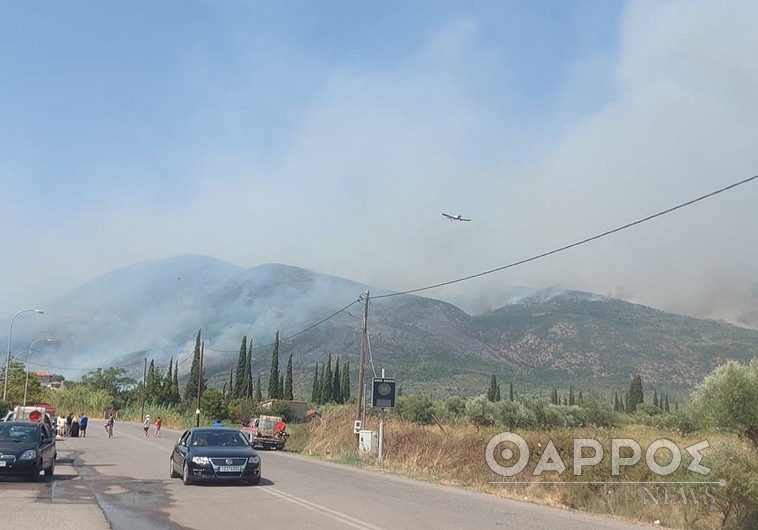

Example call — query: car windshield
[0,424,38,442]
[190,430,248,447]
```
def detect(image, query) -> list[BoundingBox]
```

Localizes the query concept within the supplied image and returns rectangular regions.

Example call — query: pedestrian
[105,413,114,438]
[80,413,89,437]
[66,412,73,437]
[154,416,162,437]
[212,419,224,428]
[57,415,66,437]
[70,415,80,438]
[143,415,151,437]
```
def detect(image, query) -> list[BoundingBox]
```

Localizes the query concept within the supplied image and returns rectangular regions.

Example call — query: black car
[170,427,261,485]
[0,421,57,481]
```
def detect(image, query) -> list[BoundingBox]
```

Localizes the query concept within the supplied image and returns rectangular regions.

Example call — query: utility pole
[195,341,204,427]
[355,291,369,442]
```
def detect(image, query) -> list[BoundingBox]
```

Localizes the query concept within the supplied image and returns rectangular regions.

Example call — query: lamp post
[23,338,56,410]
[3,309,45,402]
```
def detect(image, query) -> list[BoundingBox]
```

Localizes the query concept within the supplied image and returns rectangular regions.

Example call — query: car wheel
[44,459,55,477]
[247,474,261,486]
[170,457,180,478]
[182,461,193,485]
[29,462,42,482]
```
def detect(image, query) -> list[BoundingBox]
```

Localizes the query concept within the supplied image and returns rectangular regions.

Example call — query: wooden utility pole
[195,341,204,427]
[355,291,369,440]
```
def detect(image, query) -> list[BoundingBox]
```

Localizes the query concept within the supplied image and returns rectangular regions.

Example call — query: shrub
[395,394,435,424]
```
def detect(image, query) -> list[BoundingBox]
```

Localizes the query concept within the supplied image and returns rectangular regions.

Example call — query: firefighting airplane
[442,213,472,222]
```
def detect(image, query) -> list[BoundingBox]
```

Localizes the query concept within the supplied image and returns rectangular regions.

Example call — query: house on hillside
[259,399,308,421]
[34,372,55,385]
[34,371,64,390]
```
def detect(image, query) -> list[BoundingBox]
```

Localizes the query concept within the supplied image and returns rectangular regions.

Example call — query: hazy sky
[2,1,757,327]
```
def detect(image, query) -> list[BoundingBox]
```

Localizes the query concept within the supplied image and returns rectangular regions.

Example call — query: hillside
[3,255,757,398]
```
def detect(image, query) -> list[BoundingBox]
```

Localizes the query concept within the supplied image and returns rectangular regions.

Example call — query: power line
[33,174,756,376]
[375,174,758,300]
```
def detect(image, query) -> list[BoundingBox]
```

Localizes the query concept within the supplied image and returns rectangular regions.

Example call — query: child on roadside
[154,416,162,437]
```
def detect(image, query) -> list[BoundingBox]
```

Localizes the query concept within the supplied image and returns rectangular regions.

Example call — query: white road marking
[261,487,387,530]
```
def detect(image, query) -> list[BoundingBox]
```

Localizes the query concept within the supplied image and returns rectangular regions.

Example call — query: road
[0,420,652,530]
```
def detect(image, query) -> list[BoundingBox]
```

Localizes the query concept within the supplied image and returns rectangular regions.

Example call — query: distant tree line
[311,354,351,405]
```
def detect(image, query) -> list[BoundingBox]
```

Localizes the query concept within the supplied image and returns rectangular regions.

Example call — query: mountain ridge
[3,255,757,397]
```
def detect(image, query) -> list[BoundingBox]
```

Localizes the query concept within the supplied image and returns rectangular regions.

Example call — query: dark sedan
[170,427,261,485]
[0,421,57,481]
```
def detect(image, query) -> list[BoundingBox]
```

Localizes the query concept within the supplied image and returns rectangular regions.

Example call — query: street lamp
[3,309,45,402]
[23,338,56,410]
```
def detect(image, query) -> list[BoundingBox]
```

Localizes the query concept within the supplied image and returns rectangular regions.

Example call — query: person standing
[57,415,66,437]
[79,414,89,437]
[66,412,73,437]
[154,416,162,437]
[70,415,80,438]
[143,415,151,437]
[105,413,114,438]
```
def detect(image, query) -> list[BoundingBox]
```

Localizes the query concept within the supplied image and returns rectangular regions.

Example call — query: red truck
[241,415,288,450]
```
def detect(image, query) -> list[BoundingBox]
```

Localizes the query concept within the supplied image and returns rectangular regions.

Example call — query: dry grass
[297,405,738,529]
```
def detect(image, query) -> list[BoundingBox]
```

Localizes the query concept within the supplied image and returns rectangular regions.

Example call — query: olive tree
[692,359,758,449]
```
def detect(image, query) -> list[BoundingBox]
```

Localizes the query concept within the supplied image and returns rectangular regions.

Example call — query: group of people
[52,412,164,438]
[142,415,163,437]
[56,413,88,438]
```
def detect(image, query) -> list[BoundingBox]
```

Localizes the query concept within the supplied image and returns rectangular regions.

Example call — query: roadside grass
[296,405,744,529]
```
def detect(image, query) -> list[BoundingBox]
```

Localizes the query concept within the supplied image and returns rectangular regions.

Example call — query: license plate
[0,461,6,467]
[218,465,242,472]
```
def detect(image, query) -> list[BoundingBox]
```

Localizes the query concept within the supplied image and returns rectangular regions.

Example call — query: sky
[2,0,757,328]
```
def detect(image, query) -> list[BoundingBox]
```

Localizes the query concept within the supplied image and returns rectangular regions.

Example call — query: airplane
[442,213,472,222]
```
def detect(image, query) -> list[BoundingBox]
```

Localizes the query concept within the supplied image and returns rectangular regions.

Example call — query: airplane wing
[442,213,454,219]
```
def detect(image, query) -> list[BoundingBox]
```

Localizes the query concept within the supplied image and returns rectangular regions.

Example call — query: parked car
[0,421,57,481]
[169,427,261,486]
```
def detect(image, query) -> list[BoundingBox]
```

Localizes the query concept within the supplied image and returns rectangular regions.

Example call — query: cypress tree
[311,364,319,402]
[628,374,644,412]
[487,375,498,402]
[234,337,247,398]
[284,354,294,401]
[664,394,670,413]
[322,355,333,404]
[244,340,254,398]
[184,329,204,402]
[267,332,280,399]
[509,382,514,402]
[653,389,659,408]
[278,375,284,399]
[569,385,575,406]
[620,394,626,414]
[228,367,234,399]
[494,383,501,402]
[614,392,620,412]
[318,364,326,405]
[341,361,351,402]
[172,361,180,404]
[578,391,583,403]
[332,358,341,403]
[163,357,174,404]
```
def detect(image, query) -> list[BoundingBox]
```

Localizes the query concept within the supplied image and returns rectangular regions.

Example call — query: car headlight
[191,456,212,465]
[248,456,260,465]
[20,450,37,461]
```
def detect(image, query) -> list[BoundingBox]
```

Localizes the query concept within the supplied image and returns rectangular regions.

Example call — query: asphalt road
[0,420,653,530]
